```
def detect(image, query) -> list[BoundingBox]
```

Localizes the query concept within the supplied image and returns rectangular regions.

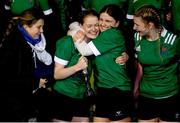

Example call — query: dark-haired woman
[71,4,133,122]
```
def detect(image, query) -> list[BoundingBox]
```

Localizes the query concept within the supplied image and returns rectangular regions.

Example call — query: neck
[146,28,160,41]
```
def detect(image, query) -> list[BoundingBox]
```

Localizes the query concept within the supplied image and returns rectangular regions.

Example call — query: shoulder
[2,26,21,46]
[103,28,121,34]
[56,35,75,51]
[100,28,123,38]
[56,35,73,45]
[161,28,178,46]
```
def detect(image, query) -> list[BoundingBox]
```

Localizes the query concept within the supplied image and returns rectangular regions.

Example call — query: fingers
[78,56,88,70]
[122,52,129,61]
[76,30,85,43]
[115,52,129,65]
[79,56,88,65]
[115,56,125,64]
[39,78,47,88]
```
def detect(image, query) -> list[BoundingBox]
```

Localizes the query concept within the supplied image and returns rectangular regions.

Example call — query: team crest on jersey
[135,45,141,52]
[161,47,167,52]
[160,47,167,55]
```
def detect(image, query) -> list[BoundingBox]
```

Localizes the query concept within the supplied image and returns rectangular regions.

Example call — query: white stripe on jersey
[134,33,141,41]
[165,33,170,43]
[164,33,176,45]
[126,14,134,19]
[171,35,177,45]
[167,34,174,44]
[54,56,68,65]
[134,28,177,46]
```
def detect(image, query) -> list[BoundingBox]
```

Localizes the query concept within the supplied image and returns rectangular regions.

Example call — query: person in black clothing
[0,8,53,121]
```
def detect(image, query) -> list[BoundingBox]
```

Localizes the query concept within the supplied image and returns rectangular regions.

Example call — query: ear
[23,24,30,34]
[115,21,120,27]
[23,24,29,29]
[147,22,154,29]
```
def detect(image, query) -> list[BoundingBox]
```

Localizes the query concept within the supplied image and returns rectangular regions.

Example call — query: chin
[33,35,40,39]
[87,34,97,39]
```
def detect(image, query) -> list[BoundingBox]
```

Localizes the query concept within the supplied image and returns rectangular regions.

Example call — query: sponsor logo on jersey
[115,111,123,117]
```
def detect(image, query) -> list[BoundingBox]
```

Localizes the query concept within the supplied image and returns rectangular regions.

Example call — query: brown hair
[134,5,162,29]
[78,9,99,25]
[0,8,44,47]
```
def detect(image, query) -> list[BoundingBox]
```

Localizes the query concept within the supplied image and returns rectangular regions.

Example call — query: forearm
[134,62,142,90]
[54,63,82,80]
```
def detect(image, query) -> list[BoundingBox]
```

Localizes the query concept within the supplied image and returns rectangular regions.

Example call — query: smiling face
[81,15,99,39]
[133,5,162,38]
[133,16,150,37]
[24,19,44,39]
[99,12,119,32]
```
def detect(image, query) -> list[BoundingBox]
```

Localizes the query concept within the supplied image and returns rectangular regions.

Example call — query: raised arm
[68,22,94,56]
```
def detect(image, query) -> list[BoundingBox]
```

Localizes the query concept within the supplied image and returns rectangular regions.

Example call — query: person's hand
[39,78,47,88]
[72,30,85,43]
[115,52,129,65]
[75,56,88,71]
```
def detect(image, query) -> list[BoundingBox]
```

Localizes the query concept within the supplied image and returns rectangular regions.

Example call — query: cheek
[30,29,40,38]
[86,33,94,39]
[85,31,97,39]
[86,34,96,39]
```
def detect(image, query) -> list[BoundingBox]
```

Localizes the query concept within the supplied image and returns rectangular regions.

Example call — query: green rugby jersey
[10,0,52,15]
[134,28,180,99]
[83,0,127,13]
[127,0,165,20]
[88,28,131,91]
[54,36,86,99]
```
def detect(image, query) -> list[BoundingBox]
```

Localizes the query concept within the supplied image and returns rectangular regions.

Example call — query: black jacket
[0,26,35,95]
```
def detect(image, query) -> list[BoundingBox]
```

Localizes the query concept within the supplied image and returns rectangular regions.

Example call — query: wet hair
[100,4,125,25]
[1,8,44,47]
[134,4,162,30]
[78,9,99,25]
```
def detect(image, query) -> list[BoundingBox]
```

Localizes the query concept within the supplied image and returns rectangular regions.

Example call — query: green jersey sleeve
[38,0,52,15]
[55,36,75,65]
[89,28,126,56]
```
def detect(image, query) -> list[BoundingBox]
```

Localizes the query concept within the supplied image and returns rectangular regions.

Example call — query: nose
[101,21,106,27]
[133,25,136,30]
[91,26,97,31]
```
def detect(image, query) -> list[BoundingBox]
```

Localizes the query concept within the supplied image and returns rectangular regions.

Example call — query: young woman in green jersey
[71,4,134,122]
[51,9,99,122]
[132,5,180,122]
